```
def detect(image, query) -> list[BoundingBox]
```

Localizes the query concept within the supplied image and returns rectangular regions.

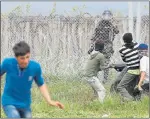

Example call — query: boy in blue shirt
[1,41,64,118]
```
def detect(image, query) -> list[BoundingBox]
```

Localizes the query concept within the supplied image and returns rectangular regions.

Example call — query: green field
[1,75,149,118]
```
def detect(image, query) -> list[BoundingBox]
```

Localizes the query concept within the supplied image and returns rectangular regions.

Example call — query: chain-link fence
[1,13,149,81]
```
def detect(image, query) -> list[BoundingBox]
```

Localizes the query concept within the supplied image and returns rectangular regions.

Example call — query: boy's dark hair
[123,33,134,49]
[13,41,30,57]
[123,33,133,43]
[95,40,104,52]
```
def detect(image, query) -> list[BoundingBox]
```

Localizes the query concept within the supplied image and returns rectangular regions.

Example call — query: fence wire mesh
[1,13,149,81]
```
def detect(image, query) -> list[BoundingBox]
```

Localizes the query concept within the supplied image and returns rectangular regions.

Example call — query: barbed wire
[1,13,149,81]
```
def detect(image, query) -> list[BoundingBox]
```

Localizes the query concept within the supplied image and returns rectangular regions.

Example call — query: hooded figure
[84,40,110,103]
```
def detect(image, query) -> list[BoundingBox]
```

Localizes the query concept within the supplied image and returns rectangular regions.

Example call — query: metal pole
[136,2,141,43]
[128,2,134,40]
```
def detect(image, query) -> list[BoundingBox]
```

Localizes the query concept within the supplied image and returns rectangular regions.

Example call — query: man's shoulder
[97,52,105,59]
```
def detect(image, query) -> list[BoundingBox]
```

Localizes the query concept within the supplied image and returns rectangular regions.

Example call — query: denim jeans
[3,105,32,118]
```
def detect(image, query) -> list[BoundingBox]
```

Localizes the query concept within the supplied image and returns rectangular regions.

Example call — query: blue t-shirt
[0,57,44,108]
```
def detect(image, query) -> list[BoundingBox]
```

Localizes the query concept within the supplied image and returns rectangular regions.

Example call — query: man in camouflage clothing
[88,10,119,83]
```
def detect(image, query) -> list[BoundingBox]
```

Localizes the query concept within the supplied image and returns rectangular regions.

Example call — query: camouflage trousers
[102,42,114,83]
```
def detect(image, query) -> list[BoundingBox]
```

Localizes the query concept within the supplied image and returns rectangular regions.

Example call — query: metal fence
[1,13,149,80]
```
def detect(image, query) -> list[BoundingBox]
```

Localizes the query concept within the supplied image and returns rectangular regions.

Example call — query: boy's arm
[119,50,126,62]
[138,57,147,90]
[99,55,107,70]
[88,42,94,54]
[34,64,64,109]
[39,84,64,109]
[99,54,115,71]
[0,58,8,78]
[138,72,146,90]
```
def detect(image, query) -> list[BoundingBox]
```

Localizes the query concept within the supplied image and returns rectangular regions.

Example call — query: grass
[1,75,149,118]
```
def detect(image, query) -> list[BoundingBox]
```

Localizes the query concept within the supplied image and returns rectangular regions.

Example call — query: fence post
[128,2,134,41]
[136,2,141,43]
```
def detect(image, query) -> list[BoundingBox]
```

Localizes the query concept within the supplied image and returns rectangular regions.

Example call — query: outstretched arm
[138,72,146,90]
[39,84,64,109]
[34,64,64,109]
[119,50,126,62]
[138,57,147,90]
[0,58,8,79]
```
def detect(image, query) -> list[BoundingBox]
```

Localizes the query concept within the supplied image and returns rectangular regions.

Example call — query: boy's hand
[49,100,64,109]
